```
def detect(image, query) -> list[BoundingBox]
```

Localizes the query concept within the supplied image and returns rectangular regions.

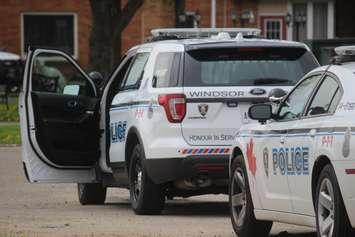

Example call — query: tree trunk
[89,0,143,77]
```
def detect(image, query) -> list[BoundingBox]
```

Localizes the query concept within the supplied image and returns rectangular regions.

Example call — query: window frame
[21,12,78,59]
[302,72,343,119]
[152,52,182,88]
[275,72,323,122]
[119,52,150,91]
[264,19,282,40]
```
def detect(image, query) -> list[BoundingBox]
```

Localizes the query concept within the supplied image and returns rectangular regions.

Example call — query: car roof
[0,51,20,60]
[127,37,309,54]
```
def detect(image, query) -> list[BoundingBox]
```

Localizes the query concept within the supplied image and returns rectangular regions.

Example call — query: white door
[20,48,100,183]
[287,74,342,215]
[252,121,293,212]
[256,74,322,212]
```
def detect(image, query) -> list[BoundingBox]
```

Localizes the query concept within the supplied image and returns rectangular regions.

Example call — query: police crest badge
[198,104,209,116]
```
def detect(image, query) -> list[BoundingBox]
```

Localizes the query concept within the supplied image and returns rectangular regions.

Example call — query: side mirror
[248,104,272,123]
[268,88,287,104]
[89,71,104,88]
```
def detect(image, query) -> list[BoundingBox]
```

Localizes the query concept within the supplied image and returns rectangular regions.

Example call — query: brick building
[0,0,353,69]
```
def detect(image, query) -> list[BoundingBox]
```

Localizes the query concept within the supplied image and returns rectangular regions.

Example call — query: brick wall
[0,0,92,66]
[0,0,261,69]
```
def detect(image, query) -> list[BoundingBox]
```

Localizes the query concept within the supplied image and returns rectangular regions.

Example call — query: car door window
[32,53,94,97]
[278,75,320,121]
[120,52,149,90]
[306,75,341,116]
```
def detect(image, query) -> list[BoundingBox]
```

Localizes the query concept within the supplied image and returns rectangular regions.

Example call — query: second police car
[19,28,319,214]
[229,46,355,237]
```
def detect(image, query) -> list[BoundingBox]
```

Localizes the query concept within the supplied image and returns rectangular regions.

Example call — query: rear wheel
[129,144,165,215]
[315,164,353,237]
[229,155,272,237]
[77,183,107,205]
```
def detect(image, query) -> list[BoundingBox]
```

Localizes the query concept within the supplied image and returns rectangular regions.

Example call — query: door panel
[21,48,100,183]
[31,92,100,166]
[254,122,293,213]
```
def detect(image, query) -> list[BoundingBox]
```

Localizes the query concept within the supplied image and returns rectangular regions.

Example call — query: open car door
[19,48,101,183]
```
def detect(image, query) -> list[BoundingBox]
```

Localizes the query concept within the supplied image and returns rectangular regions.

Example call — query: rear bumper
[143,155,229,184]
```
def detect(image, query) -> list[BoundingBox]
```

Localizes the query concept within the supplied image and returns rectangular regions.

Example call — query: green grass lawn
[0,124,20,145]
[0,102,19,122]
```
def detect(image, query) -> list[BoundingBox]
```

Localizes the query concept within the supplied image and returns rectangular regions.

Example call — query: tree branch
[114,0,143,38]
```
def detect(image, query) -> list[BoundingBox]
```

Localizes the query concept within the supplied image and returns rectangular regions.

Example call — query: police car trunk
[181,40,319,147]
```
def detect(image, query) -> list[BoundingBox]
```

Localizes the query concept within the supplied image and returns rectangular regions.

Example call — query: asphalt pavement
[0,147,316,237]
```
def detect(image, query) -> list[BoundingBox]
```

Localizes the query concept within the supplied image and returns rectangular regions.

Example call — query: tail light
[158,94,186,123]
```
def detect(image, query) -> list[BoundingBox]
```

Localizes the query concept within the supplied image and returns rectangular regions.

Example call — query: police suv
[228,46,355,237]
[19,28,318,214]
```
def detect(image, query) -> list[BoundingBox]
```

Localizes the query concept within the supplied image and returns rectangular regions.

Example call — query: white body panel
[231,62,355,228]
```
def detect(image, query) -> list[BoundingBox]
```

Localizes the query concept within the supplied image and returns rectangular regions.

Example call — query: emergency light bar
[333,46,355,64]
[150,28,261,40]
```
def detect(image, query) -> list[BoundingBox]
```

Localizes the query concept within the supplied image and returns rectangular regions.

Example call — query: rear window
[183,47,319,87]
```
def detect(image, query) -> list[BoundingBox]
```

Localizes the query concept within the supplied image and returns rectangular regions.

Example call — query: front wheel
[315,164,353,237]
[129,144,165,215]
[77,183,107,205]
[229,155,273,237]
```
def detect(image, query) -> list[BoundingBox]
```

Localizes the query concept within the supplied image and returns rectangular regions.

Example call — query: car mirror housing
[248,104,273,123]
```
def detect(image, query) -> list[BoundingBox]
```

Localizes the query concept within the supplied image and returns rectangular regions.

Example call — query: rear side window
[306,76,341,116]
[153,52,181,88]
[183,47,319,87]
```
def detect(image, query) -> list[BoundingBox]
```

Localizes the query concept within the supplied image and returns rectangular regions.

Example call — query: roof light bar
[333,46,355,64]
[335,46,355,56]
[150,28,261,39]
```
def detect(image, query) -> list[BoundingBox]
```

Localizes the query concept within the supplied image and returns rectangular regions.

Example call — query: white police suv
[228,46,355,237]
[19,28,319,215]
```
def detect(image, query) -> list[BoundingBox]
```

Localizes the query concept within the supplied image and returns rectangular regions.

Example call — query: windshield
[183,47,319,87]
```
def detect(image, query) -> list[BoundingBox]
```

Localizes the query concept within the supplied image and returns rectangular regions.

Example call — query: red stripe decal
[345,169,355,175]
[193,149,198,154]
[215,148,220,153]
[224,148,230,153]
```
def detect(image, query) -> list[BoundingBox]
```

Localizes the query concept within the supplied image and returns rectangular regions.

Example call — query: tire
[315,164,354,237]
[129,144,165,215]
[229,155,273,237]
[77,183,107,205]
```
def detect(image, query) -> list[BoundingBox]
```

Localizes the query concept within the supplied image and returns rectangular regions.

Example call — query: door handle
[67,100,78,109]
[280,136,285,144]
[309,129,316,138]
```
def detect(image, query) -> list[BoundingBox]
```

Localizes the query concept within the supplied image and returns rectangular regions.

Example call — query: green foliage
[0,124,20,145]
[0,103,19,122]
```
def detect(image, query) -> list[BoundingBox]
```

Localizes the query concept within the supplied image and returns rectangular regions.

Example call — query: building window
[261,17,285,40]
[22,13,77,57]
[265,19,282,39]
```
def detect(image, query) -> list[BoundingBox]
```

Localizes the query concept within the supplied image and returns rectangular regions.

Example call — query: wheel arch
[311,155,332,206]
[230,146,244,176]
[125,126,145,173]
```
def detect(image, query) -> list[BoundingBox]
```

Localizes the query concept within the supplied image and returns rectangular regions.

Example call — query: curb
[0,144,21,148]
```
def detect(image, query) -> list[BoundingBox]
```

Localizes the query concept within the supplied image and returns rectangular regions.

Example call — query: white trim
[20,12,78,59]
[307,1,313,40]
[287,1,293,41]
[263,18,284,40]
[327,1,335,38]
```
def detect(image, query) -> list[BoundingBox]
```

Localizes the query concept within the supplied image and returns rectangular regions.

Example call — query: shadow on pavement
[163,201,229,217]
[270,232,316,237]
